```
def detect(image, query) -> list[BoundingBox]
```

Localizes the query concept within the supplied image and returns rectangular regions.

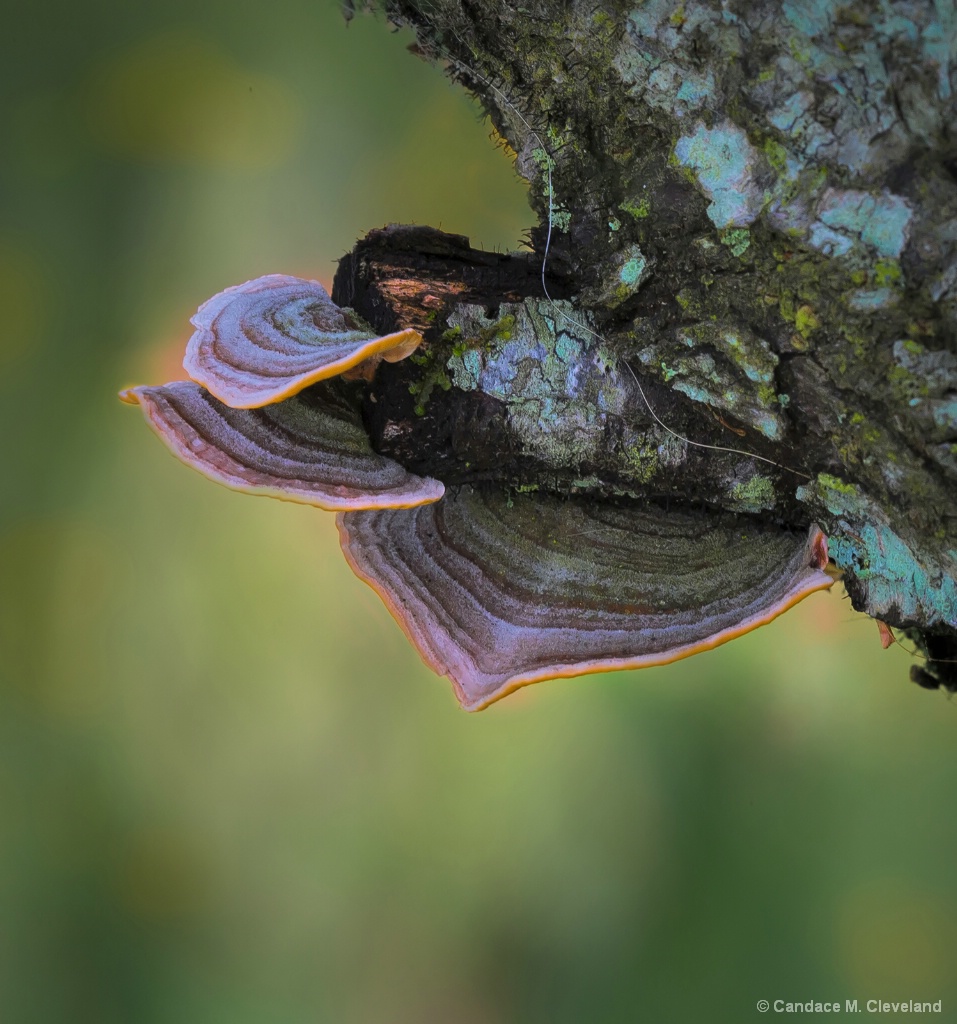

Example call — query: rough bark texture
[340,0,957,688]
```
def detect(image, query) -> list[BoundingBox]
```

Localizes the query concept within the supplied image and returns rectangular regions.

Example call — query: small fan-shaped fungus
[184,274,422,408]
[338,487,833,710]
[123,266,834,710]
[120,380,444,510]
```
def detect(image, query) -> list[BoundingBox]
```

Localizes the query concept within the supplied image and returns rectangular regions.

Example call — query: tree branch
[342,0,957,687]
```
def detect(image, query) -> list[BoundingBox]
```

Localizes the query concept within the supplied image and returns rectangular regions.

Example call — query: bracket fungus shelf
[183,274,423,408]
[120,379,444,511]
[122,266,836,710]
[338,487,832,710]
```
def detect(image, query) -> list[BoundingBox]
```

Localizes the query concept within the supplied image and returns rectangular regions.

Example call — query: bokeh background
[2,2,955,1021]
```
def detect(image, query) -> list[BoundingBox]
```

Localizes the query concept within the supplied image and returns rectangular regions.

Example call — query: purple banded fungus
[338,487,833,710]
[119,380,443,510]
[183,274,422,408]
[123,272,834,710]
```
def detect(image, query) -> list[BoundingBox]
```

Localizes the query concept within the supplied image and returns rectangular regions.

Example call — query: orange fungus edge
[463,569,835,712]
[336,511,451,681]
[337,514,836,713]
[128,383,445,512]
[185,327,425,409]
[380,331,423,363]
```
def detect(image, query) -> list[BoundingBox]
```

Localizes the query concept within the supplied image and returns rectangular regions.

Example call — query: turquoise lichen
[828,526,957,628]
[644,59,716,114]
[624,0,678,40]
[810,189,913,260]
[674,121,765,228]
[921,6,955,99]
[641,321,786,440]
[614,5,717,116]
[768,91,810,134]
[444,299,628,470]
[847,288,897,311]
[781,0,833,39]
[448,347,482,391]
[797,473,957,628]
[676,74,714,108]
[620,255,646,287]
[794,304,819,337]
[587,242,652,308]
[807,221,854,257]
[932,400,957,433]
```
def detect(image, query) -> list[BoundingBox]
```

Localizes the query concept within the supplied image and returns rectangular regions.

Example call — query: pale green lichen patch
[873,260,902,287]
[445,299,629,471]
[729,473,776,513]
[640,321,786,440]
[528,145,571,232]
[619,430,685,485]
[794,304,820,337]
[674,121,766,228]
[720,227,751,257]
[407,347,453,416]
[551,209,572,232]
[619,197,650,219]
[798,472,868,518]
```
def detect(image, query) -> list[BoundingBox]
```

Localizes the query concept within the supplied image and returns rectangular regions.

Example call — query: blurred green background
[2,2,955,1021]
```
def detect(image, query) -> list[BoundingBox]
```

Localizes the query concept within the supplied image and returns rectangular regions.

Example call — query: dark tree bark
[338,0,957,687]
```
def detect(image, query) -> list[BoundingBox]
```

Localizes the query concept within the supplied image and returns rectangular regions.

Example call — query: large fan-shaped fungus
[123,257,834,710]
[338,487,832,710]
